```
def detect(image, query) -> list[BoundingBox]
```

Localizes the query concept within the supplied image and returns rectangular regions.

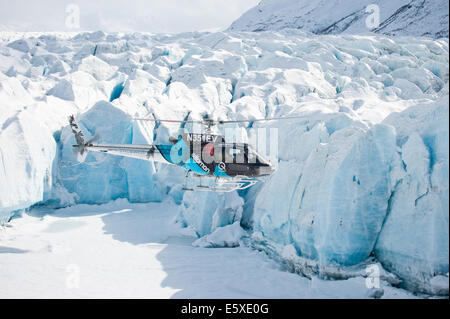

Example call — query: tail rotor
[68,115,96,163]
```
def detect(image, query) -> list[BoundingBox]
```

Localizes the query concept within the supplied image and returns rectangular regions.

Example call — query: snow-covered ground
[229,0,449,39]
[0,27,448,297]
[0,199,415,298]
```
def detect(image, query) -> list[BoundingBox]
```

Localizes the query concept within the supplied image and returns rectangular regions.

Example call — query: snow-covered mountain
[0,29,448,295]
[229,0,449,39]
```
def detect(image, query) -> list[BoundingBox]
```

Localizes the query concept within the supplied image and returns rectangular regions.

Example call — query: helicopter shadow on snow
[98,202,224,297]
[29,199,256,297]
[154,243,262,298]
[98,200,259,298]
[154,239,282,298]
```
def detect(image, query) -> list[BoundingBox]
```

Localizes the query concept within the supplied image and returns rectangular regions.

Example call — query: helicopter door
[201,142,215,164]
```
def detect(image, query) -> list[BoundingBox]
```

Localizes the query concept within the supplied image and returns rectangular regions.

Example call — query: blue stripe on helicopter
[156,141,210,175]
[155,144,174,163]
[182,158,210,175]
[156,142,230,177]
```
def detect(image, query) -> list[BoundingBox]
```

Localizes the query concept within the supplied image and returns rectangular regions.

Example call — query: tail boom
[68,115,168,164]
[84,143,168,163]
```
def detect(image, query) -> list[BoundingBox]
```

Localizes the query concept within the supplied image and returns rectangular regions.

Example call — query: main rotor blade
[133,118,204,123]
[216,115,308,124]
[133,115,308,124]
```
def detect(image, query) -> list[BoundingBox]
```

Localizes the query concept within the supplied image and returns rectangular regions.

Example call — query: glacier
[0,29,448,295]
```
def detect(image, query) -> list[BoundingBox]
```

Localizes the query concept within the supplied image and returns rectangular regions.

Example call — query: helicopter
[69,112,303,192]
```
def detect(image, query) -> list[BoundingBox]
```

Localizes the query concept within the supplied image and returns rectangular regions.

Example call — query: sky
[0,0,260,33]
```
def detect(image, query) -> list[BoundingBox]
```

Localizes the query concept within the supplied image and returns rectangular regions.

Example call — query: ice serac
[47,79,75,101]
[0,111,56,222]
[179,191,243,237]
[58,101,162,204]
[193,221,247,248]
[374,97,449,294]
[253,122,398,266]
[121,120,164,203]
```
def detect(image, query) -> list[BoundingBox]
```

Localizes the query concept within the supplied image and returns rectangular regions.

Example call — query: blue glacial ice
[0,103,57,221]
[374,98,449,293]
[252,121,399,266]
[58,101,163,204]
[179,191,243,237]
[0,30,448,294]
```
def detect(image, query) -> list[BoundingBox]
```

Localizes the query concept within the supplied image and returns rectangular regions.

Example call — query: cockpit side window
[245,147,263,164]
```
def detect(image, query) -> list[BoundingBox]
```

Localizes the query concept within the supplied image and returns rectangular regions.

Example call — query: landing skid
[182,174,257,192]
